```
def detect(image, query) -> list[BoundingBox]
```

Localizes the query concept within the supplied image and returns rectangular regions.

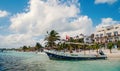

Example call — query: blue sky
[0,0,119,27]
[80,0,120,26]
[0,0,120,48]
[0,0,29,35]
[0,0,29,13]
[0,0,28,26]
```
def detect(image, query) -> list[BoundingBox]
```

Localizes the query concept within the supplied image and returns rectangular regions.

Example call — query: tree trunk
[89,48,91,54]
[110,49,112,53]
[97,49,99,55]
[84,46,86,55]
[84,50,86,55]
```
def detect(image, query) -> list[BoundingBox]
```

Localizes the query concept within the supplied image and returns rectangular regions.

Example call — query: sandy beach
[70,49,120,59]
[103,49,120,59]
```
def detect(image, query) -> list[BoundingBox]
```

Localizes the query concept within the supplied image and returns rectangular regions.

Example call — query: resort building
[83,36,92,44]
[74,34,93,44]
[94,24,120,43]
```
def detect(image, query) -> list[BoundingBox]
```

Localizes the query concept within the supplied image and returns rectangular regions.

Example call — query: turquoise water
[0,51,120,71]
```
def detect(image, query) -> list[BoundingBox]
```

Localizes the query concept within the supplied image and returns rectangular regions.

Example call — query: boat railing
[44,49,71,56]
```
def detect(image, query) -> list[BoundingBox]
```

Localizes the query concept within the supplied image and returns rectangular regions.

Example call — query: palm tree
[104,35,108,49]
[94,43,100,54]
[87,45,92,54]
[57,42,66,51]
[67,44,73,53]
[45,30,60,48]
[107,42,114,53]
[83,44,87,55]
[68,37,75,42]
[78,38,84,43]
[35,42,43,51]
[116,41,120,50]
[22,46,28,52]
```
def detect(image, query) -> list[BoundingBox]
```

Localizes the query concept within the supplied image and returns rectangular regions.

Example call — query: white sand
[103,49,120,58]
[44,49,120,59]
[73,49,120,59]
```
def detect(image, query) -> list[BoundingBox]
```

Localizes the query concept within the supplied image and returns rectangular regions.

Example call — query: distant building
[84,36,92,44]
[94,24,120,43]
[75,34,93,44]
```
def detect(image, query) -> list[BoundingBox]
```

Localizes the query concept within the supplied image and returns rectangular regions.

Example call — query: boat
[44,42,107,60]
[44,50,107,60]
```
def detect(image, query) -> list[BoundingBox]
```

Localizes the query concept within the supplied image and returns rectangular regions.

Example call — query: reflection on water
[0,51,120,71]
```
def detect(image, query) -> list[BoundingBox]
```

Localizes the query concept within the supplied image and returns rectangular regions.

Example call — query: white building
[76,34,92,43]
[94,24,120,43]
[84,36,92,44]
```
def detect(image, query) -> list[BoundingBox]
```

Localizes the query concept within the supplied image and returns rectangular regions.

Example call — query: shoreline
[2,49,120,59]
[106,53,120,59]
[103,49,120,59]
[81,49,120,59]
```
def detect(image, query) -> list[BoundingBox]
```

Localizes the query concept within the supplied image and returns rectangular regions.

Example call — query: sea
[0,51,120,71]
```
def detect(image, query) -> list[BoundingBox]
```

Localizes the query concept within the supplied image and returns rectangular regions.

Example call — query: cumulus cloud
[0,0,94,48]
[60,16,93,38]
[0,10,9,17]
[96,18,120,28]
[95,0,117,4]
[0,34,36,48]
[10,0,79,35]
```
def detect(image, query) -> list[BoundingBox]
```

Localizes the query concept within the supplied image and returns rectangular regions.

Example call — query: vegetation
[45,30,60,48]
[19,42,43,52]
[43,30,104,54]
[116,41,120,50]
[107,42,114,53]
[35,42,43,51]
[17,30,120,52]
[22,46,28,52]
[94,43,100,54]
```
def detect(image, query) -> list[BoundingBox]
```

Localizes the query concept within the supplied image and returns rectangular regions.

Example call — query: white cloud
[96,18,120,28]
[0,34,36,48]
[95,0,117,4]
[0,0,94,48]
[60,16,93,38]
[0,10,9,17]
[10,0,79,35]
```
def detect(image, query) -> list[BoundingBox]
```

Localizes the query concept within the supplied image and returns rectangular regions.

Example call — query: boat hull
[45,52,107,60]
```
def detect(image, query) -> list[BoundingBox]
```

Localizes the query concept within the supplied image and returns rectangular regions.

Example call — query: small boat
[44,50,107,60]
